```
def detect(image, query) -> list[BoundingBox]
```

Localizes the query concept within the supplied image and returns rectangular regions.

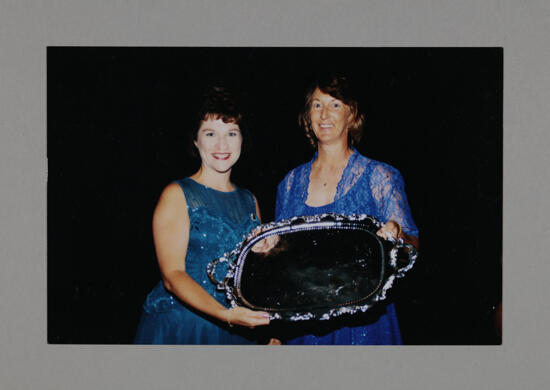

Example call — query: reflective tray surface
[207,214,417,321]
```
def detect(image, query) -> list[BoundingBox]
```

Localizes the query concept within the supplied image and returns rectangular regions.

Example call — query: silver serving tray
[207,213,418,321]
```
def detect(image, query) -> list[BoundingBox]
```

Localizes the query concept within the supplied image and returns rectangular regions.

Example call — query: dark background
[47,47,502,344]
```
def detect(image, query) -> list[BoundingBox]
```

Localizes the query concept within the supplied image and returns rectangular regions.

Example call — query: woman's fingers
[267,235,280,248]
[251,310,271,326]
[251,235,280,253]
[230,307,270,327]
[377,221,400,240]
[251,238,268,253]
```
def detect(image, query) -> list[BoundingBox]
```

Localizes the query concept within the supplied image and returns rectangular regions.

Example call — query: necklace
[319,149,352,188]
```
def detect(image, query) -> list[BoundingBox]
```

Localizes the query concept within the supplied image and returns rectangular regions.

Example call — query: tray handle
[389,240,418,278]
[206,256,228,290]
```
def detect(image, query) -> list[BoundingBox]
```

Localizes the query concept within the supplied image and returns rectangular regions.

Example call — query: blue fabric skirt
[134,282,255,345]
[284,304,402,345]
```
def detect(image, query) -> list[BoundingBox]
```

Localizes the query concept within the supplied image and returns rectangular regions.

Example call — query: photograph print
[47,47,502,345]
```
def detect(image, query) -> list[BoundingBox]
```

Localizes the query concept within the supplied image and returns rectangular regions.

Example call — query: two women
[137,75,418,345]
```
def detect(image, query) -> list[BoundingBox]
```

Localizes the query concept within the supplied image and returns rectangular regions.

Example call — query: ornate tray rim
[207,213,418,321]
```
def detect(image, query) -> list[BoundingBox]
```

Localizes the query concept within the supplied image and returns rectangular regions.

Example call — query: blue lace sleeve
[275,176,287,221]
[369,164,419,237]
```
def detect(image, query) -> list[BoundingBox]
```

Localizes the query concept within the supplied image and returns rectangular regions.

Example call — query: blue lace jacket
[275,148,418,237]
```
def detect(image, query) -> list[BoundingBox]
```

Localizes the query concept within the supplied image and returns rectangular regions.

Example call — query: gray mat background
[1,0,549,389]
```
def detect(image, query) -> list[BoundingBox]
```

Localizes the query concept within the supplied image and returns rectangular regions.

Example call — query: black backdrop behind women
[47,48,502,344]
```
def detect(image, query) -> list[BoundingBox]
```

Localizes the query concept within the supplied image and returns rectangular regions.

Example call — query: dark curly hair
[299,75,365,148]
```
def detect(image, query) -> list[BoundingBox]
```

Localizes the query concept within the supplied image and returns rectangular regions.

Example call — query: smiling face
[194,117,242,174]
[309,88,355,146]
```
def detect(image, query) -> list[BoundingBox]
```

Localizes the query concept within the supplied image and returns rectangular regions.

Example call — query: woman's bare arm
[154,183,269,327]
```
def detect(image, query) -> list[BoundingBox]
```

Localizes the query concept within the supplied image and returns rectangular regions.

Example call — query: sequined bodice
[183,178,259,300]
[144,178,259,312]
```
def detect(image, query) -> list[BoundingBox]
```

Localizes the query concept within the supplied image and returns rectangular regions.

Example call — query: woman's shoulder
[278,160,311,189]
[163,177,208,209]
[161,180,187,198]
[153,181,189,221]
[158,177,188,197]
[235,185,253,196]
[354,151,401,178]
[153,180,188,209]
[170,177,193,190]
[235,185,256,204]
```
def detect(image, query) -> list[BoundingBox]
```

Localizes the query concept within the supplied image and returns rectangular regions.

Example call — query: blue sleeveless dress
[134,178,260,344]
[275,149,419,345]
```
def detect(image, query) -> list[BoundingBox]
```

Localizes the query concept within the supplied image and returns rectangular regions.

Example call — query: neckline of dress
[185,177,238,194]
[304,147,358,209]
[190,205,258,228]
